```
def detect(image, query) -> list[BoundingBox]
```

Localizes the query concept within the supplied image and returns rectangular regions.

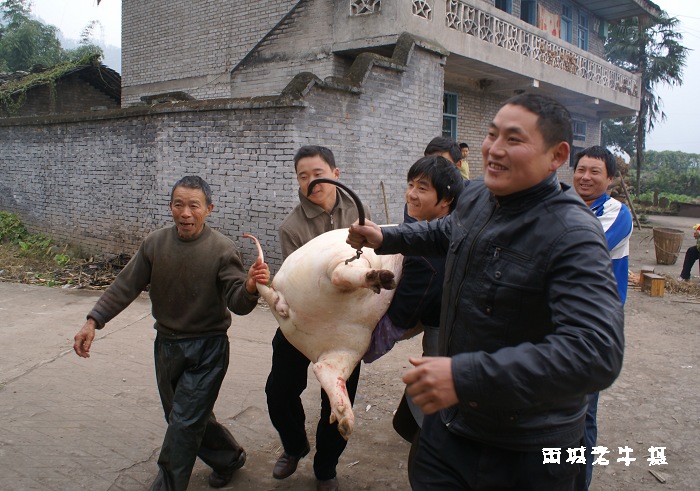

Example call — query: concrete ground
[0,214,698,490]
[0,284,417,491]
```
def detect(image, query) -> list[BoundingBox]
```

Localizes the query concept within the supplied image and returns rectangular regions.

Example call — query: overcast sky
[28,0,700,154]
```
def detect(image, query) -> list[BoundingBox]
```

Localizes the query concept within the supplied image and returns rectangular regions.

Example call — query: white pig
[244,229,402,439]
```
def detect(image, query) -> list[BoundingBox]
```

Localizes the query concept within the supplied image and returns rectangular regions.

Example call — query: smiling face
[481,104,568,197]
[296,155,340,212]
[169,186,213,240]
[573,156,612,205]
[405,174,451,222]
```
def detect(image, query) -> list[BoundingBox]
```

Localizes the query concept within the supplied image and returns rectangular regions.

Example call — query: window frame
[443,92,458,140]
[494,0,513,15]
[578,12,589,51]
[561,3,573,43]
[520,0,537,26]
[572,119,587,141]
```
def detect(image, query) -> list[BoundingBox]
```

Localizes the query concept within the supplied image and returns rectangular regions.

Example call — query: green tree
[1,1,103,72]
[0,0,63,71]
[62,21,103,62]
[640,150,700,197]
[605,11,689,196]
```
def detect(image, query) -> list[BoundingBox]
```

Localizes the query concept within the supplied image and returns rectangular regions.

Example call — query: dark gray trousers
[149,334,243,491]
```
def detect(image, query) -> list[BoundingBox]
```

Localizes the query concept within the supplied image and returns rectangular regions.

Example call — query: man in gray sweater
[73,176,270,491]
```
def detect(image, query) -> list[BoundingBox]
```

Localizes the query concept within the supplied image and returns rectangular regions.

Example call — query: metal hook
[307,178,366,265]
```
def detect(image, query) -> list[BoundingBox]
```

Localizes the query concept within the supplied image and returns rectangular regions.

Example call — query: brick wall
[121,0,299,105]
[2,76,119,117]
[231,0,350,98]
[0,44,444,272]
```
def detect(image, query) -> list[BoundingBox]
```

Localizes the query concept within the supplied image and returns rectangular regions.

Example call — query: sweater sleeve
[220,246,260,316]
[87,243,152,329]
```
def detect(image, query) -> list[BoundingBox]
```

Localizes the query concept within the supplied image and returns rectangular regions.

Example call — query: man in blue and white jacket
[573,145,633,490]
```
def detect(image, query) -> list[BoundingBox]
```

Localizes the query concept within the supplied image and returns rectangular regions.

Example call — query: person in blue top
[573,145,633,490]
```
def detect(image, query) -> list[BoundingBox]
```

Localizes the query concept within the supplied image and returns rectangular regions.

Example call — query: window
[572,119,587,141]
[495,0,512,15]
[561,4,572,43]
[578,13,589,50]
[570,145,584,167]
[520,0,537,25]
[443,92,458,140]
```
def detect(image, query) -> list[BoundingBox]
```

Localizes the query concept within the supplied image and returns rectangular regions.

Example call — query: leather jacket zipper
[445,202,499,352]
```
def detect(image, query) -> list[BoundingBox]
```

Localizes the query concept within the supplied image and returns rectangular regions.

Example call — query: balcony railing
[443,0,638,97]
[345,1,639,98]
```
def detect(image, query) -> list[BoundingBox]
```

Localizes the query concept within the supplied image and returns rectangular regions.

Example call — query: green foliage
[637,150,700,197]
[0,211,27,242]
[0,211,71,261]
[63,20,103,63]
[54,253,70,267]
[0,17,63,72]
[0,0,103,73]
[605,11,689,195]
[635,191,696,204]
[17,234,52,257]
[0,52,101,114]
[602,117,635,160]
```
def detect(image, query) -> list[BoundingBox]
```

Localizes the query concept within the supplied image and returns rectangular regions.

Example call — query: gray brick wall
[0,44,444,272]
[231,0,349,98]
[121,0,299,105]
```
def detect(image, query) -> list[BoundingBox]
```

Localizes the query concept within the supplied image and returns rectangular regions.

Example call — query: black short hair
[171,176,212,206]
[459,142,469,150]
[407,155,465,212]
[574,145,617,178]
[424,136,462,164]
[504,93,573,149]
[293,145,336,172]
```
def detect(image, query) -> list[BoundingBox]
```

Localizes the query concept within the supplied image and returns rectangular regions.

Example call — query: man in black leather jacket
[347,93,624,491]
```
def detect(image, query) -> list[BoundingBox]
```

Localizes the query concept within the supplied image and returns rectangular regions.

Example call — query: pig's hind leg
[330,264,396,294]
[313,355,356,440]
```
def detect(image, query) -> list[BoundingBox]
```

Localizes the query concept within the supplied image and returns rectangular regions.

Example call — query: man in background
[458,142,470,180]
[573,145,633,490]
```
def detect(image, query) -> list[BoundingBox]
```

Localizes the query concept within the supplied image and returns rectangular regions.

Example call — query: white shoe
[677,276,688,282]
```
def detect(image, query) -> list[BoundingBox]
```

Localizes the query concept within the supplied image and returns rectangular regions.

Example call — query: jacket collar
[492,172,563,213]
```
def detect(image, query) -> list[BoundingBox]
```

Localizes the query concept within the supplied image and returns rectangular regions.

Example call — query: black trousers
[680,245,699,279]
[410,413,581,491]
[265,328,361,481]
[150,334,244,491]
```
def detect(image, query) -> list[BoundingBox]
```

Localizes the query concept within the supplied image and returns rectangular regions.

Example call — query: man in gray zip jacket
[347,93,624,490]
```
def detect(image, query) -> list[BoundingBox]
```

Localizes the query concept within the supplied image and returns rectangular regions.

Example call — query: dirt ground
[1,214,698,491]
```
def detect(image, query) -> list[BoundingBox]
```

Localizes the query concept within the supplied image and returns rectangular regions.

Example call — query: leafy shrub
[0,211,27,243]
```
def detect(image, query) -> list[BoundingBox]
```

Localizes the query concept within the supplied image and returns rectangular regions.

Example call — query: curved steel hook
[307,178,365,226]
